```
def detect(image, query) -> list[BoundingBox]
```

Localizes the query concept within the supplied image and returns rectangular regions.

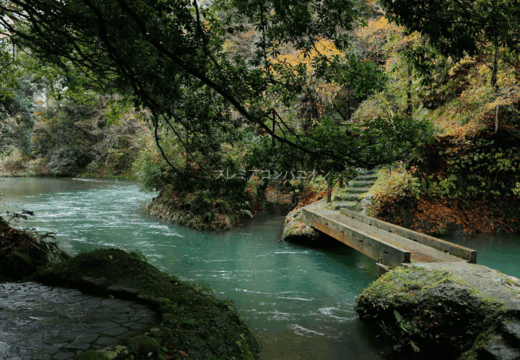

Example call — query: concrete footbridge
[302,207,477,271]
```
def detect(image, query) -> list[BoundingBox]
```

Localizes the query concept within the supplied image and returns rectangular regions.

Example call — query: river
[1,177,519,359]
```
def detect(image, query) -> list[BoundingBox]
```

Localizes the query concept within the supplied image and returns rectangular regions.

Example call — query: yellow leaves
[431,53,520,137]
[355,15,402,49]
[484,97,515,113]
[268,38,341,75]
[373,16,389,31]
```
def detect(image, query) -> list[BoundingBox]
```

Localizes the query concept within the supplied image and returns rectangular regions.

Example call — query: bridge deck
[302,207,476,268]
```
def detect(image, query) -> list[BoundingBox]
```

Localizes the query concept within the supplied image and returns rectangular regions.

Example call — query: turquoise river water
[1,177,519,359]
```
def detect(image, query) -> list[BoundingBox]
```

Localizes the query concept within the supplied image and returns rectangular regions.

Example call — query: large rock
[356,265,520,359]
[281,207,319,243]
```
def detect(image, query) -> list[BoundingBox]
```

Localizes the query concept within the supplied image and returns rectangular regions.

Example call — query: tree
[0,0,429,182]
[379,0,520,132]
[0,38,41,155]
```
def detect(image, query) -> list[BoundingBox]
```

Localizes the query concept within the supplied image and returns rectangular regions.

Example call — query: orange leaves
[178,350,188,357]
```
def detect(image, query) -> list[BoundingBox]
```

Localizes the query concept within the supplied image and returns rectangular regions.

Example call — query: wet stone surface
[0,282,159,360]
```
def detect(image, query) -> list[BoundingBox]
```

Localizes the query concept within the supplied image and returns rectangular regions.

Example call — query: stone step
[357,169,377,175]
[334,193,363,202]
[355,174,378,181]
[329,201,362,211]
[343,187,371,194]
[502,319,520,348]
[479,334,520,360]
[349,180,375,188]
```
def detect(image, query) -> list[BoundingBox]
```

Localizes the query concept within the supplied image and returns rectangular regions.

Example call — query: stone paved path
[0,282,159,360]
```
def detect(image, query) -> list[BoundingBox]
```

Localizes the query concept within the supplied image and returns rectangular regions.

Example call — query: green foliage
[32,100,96,175]
[514,182,520,197]
[370,168,420,199]
[380,0,520,61]
[0,69,41,155]
[413,136,520,199]
[0,0,432,183]
[0,215,66,280]
[129,335,160,357]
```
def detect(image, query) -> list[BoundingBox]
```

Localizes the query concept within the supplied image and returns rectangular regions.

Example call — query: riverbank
[146,181,297,231]
[0,167,137,180]
[366,127,520,236]
[0,220,260,360]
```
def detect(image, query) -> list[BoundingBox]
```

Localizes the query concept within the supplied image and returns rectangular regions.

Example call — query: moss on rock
[356,267,505,358]
[148,326,174,345]
[282,206,319,244]
[35,249,261,360]
[129,335,160,356]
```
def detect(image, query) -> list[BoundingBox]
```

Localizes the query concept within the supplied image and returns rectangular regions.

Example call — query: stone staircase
[330,171,378,212]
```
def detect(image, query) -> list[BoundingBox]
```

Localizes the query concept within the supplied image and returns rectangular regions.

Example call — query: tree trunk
[495,105,501,134]
[327,175,332,203]
[406,63,413,117]
[491,42,500,133]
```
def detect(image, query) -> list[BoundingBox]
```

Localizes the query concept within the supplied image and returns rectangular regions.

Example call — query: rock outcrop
[356,264,520,360]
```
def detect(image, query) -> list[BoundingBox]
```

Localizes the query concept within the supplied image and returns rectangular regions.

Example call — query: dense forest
[1,0,519,233]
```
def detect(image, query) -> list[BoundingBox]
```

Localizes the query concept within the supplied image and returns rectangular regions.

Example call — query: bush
[367,167,420,217]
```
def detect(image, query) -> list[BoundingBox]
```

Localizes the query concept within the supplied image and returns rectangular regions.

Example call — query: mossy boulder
[129,335,160,356]
[282,207,319,244]
[356,267,506,358]
[148,326,174,344]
